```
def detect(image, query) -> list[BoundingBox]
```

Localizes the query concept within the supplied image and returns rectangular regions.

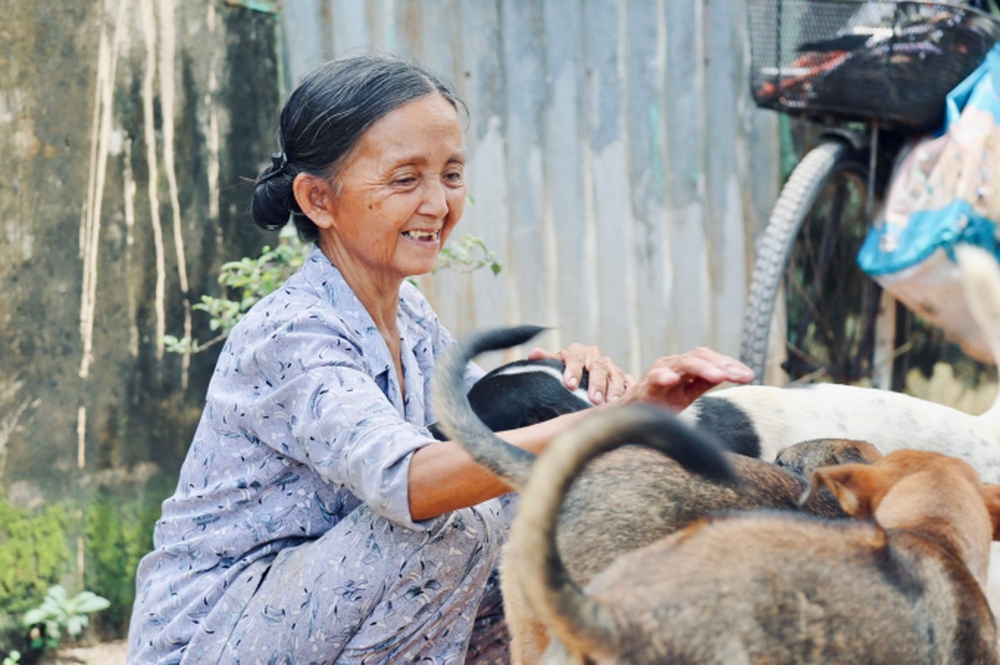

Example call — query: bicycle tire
[741,140,890,386]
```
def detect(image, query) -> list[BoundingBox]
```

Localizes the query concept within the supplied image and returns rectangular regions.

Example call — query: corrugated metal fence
[280,0,780,375]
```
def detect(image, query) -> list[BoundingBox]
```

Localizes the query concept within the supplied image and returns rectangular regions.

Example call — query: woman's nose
[418,180,449,218]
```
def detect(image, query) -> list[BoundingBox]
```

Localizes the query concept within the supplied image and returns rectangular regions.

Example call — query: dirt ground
[38,640,128,665]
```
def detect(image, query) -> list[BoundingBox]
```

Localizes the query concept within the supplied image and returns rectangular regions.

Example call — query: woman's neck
[319,237,402,334]
[318,237,406,399]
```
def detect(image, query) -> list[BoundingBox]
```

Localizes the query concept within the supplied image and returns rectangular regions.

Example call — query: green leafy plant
[164,227,307,354]
[0,503,67,619]
[23,586,110,651]
[436,234,503,276]
[165,228,503,354]
[84,493,160,633]
[3,650,19,665]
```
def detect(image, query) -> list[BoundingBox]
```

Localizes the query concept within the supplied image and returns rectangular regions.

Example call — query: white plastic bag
[858,44,1000,363]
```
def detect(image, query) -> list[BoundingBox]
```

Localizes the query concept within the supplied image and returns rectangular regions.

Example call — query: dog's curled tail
[507,405,736,660]
[431,325,546,489]
[956,245,1000,420]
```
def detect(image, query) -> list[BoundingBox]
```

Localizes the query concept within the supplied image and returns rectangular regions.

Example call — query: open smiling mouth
[402,230,441,241]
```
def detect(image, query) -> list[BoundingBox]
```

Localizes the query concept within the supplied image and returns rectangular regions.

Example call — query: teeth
[404,230,440,240]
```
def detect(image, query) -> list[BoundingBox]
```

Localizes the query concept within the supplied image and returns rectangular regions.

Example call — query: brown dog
[508,405,1000,664]
[432,329,884,664]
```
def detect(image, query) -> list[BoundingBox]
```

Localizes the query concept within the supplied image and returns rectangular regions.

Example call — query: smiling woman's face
[314,93,466,285]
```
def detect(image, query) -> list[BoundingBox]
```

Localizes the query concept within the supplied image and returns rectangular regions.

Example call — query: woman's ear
[293,173,336,229]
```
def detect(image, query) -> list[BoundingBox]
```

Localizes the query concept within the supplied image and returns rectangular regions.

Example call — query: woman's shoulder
[227,252,361,351]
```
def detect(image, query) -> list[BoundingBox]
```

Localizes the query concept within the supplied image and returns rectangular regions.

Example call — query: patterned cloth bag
[858,43,1000,363]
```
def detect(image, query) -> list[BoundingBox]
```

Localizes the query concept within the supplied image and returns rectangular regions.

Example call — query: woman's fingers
[532,342,627,405]
[528,342,749,408]
[527,346,555,361]
[606,368,629,403]
[559,343,588,392]
[662,347,755,385]
[626,348,754,410]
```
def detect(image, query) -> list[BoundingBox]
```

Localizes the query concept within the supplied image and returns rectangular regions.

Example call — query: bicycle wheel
[741,140,901,387]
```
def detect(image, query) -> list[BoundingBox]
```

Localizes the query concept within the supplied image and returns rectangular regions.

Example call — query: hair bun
[250,163,296,232]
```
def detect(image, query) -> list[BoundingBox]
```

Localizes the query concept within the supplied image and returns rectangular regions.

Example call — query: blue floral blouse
[129,245,484,661]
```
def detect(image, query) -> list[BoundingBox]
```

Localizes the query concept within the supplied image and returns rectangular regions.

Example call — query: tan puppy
[433,331,880,664]
[508,405,1000,665]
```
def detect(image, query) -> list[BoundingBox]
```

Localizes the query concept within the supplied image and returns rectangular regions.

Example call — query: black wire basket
[748,0,1000,129]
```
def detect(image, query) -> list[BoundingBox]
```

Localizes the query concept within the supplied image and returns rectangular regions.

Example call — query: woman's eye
[444,171,464,184]
[393,176,418,187]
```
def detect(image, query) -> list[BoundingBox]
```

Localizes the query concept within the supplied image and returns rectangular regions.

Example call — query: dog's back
[683,384,1000,467]
[580,514,996,664]
[458,358,591,433]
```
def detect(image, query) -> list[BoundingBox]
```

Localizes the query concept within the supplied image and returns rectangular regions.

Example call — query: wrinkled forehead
[351,94,464,165]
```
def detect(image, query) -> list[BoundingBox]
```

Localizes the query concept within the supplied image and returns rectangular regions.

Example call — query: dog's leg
[500,553,550,665]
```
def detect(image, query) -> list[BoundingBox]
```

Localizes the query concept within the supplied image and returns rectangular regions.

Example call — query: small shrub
[165,228,503,354]
[85,493,159,634]
[0,502,69,653]
[23,586,110,652]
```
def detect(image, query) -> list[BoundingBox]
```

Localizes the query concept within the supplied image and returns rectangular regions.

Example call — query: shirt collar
[300,245,431,423]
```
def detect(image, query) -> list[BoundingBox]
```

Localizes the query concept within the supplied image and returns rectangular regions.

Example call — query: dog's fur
[508,405,1000,664]
[679,246,1000,475]
[679,244,1000,611]
[428,358,591,440]
[433,330,883,664]
[774,437,883,477]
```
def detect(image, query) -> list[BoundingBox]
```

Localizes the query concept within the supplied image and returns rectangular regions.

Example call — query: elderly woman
[128,54,754,664]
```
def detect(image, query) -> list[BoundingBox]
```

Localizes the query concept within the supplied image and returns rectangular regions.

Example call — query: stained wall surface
[0,0,280,507]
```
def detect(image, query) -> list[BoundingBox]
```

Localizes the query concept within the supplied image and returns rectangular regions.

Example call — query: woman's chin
[395,257,440,280]
[396,246,442,275]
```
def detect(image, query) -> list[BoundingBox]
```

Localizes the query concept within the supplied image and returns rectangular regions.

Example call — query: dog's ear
[979,484,1000,540]
[804,464,881,519]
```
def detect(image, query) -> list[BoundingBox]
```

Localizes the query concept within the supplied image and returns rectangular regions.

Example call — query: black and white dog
[429,358,592,440]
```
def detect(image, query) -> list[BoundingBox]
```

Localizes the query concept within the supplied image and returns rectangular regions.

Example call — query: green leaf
[71,592,110,614]
[23,609,45,626]
[45,619,60,641]
[166,230,503,356]
[65,615,83,637]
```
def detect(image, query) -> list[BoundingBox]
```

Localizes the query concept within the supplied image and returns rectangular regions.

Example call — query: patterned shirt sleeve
[219,310,438,529]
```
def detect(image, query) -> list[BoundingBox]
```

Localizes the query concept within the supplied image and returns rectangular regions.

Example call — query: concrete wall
[0,0,280,623]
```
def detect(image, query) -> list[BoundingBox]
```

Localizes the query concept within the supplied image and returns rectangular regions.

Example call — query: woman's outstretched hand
[527,343,630,405]
[621,347,755,411]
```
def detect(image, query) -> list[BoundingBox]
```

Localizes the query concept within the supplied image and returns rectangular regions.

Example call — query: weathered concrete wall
[0,0,280,617]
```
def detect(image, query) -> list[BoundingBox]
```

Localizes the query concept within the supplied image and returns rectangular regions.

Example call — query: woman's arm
[408,346,755,521]
[408,409,594,521]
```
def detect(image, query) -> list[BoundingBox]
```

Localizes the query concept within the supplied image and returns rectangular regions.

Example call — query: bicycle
[739,0,1000,393]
